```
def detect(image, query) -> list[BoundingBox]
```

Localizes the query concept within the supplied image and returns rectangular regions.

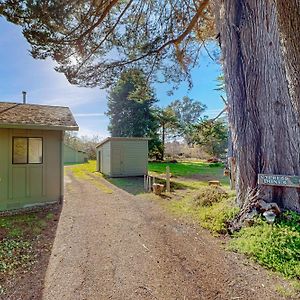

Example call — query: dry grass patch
[191,186,229,207]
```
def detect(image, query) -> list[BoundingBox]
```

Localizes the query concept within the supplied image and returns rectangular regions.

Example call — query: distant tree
[148,135,164,161]
[154,107,178,160]
[169,96,206,145]
[80,135,102,160]
[106,69,161,154]
[193,118,228,158]
[64,132,82,151]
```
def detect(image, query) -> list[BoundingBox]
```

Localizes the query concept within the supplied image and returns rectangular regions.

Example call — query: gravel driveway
[42,171,286,300]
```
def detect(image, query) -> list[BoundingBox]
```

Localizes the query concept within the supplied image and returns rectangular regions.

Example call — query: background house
[96,137,149,177]
[64,144,88,164]
[0,102,78,211]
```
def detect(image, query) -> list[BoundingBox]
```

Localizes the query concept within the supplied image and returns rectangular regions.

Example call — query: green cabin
[0,102,78,211]
[64,144,88,164]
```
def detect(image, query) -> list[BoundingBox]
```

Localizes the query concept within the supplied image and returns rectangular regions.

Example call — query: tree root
[229,188,260,233]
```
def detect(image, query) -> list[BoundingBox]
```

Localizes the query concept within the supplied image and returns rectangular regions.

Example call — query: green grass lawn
[149,160,230,188]
[69,160,229,193]
[148,161,224,177]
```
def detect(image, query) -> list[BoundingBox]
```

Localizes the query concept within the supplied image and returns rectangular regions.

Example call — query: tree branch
[76,0,210,71]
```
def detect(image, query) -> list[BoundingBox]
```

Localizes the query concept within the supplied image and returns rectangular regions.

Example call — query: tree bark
[275,0,300,117]
[215,0,300,212]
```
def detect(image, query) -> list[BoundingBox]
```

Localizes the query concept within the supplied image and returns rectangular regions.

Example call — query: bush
[191,187,229,207]
[167,187,239,234]
[195,197,239,234]
[228,211,300,278]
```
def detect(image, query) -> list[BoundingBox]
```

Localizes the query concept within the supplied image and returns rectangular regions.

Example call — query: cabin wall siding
[0,128,62,211]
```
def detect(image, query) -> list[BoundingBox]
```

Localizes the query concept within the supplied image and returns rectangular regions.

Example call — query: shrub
[191,187,229,207]
[168,187,239,234]
[196,197,239,234]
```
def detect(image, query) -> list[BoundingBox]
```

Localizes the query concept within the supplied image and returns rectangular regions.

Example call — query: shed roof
[0,102,78,131]
[96,137,150,148]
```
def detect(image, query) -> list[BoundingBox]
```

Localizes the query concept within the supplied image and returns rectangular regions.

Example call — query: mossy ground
[0,209,58,295]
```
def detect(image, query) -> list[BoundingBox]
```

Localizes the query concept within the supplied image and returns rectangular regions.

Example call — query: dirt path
[42,172,286,300]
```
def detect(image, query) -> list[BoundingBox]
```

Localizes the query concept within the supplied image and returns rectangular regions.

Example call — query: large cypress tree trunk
[215,0,300,212]
[275,0,300,117]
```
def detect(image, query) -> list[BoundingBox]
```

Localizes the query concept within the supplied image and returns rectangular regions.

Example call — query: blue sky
[0,17,223,138]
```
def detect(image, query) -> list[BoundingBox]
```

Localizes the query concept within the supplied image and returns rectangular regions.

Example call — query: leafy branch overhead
[0,0,215,87]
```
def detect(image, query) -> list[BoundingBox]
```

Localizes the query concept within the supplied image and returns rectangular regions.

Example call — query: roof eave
[0,124,79,131]
[96,137,151,148]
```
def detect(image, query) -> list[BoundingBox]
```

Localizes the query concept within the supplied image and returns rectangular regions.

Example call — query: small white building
[96,137,149,177]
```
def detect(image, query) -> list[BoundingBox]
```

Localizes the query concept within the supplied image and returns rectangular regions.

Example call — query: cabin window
[13,138,28,164]
[13,137,43,164]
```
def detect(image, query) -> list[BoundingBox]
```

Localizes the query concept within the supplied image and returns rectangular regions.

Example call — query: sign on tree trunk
[258,174,300,188]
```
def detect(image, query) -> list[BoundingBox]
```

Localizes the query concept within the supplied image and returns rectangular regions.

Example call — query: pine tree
[106,69,161,154]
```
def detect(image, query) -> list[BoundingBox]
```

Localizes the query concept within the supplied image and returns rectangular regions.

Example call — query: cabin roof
[0,102,78,131]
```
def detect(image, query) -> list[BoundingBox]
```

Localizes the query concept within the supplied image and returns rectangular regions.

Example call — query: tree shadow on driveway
[106,176,194,195]
[106,177,146,195]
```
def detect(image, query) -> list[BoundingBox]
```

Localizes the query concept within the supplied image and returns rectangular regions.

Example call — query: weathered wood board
[258,174,300,188]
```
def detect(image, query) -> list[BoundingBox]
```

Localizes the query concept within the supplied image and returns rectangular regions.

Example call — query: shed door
[112,149,123,175]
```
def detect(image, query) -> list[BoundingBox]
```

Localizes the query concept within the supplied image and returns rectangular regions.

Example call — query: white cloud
[74,113,105,117]
[15,57,108,109]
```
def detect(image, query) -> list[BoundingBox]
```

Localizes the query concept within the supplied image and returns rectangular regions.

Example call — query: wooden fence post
[148,176,152,192]
[166,166,170,193]
[144,175,147,191]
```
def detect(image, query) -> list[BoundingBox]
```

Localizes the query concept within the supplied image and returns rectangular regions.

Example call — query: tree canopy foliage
[0,0,215,88]
[169,96,206,145]
[106,69,161,155]
[154,106,178,159]
[193,118,228,157]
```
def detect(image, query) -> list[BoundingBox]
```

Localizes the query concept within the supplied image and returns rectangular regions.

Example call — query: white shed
[96,137,149,177]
